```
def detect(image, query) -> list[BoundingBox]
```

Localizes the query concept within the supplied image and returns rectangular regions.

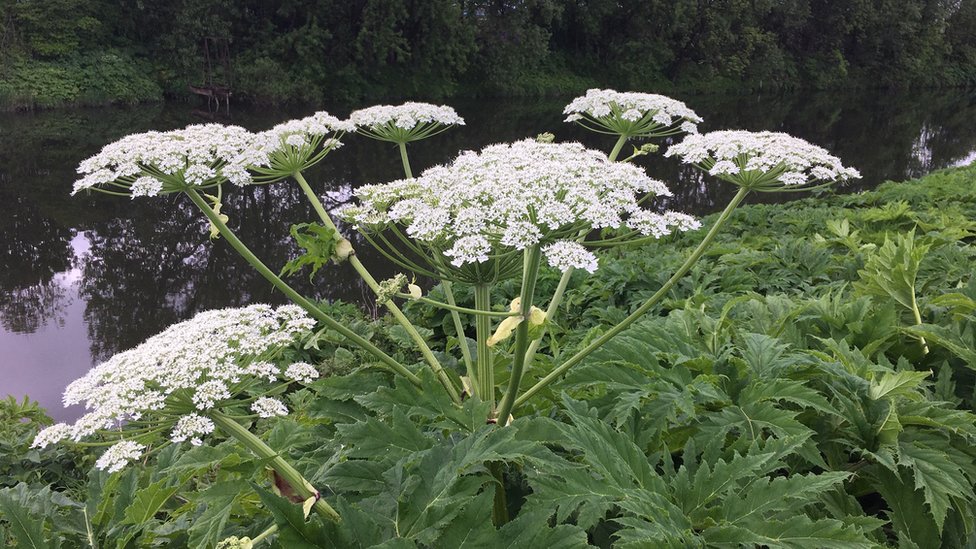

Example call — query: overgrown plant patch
[2,89,975,548]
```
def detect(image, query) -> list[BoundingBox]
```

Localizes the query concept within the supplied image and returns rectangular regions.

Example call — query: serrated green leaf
[325,460,390,495]
[0,484,53,549]
[188,483,242,549]
[704,515,875,548]
[254,484,323,549]
[869,370,931,400]
[854,229,928,313]
[497,509,593,549]
[872,468,942,548]
[722,471,852,524]
[903,323,976,369]
[671,448,777,519]
[337,408,434,464]
[431,490,496,548]
[122,479,178,525]
[280,222,337,281]
[897,439,974,530]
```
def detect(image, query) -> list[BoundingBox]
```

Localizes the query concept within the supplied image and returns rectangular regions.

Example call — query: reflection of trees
[0,277,72,334]
[0,190,74,333]
[77,180,393,361]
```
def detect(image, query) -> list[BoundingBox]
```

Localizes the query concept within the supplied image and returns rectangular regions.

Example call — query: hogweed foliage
[24,94,908,548]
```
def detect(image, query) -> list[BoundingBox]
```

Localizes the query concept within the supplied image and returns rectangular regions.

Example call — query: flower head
[564,89,702,138]
[32,304,315,462]
[340,140,695,282]
[95,440,145,473]
[73,124,263,196]
[665,130,862,191]
[350,102,464,144]
[251,112,353,182]
[252,397,289,418]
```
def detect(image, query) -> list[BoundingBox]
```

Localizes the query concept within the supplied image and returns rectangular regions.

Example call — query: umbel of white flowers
[32,305,321,472]
[563,88,702,138]
[72,114,355,197]
[665,130,862,191]
[339,139,699,283]
[72,124,265,197]
[349,102,465,143]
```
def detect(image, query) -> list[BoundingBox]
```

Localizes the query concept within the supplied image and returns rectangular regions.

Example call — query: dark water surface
[2,89,975,420]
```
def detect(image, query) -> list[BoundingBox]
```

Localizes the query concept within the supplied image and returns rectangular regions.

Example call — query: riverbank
[3,52,975,112]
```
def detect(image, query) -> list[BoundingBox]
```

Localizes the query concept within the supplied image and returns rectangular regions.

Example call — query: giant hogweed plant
[12,88,934,547]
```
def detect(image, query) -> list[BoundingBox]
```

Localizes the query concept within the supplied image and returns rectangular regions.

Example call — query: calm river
[2,89,975,420]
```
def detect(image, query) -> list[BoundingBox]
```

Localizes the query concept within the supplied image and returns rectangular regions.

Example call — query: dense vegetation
[3,164,976,547]
[2,0,976,108]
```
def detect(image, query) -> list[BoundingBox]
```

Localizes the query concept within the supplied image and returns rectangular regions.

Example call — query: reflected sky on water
[1,89,975,419]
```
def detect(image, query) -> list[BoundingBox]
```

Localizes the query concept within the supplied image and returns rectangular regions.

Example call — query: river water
[2,89,975,420]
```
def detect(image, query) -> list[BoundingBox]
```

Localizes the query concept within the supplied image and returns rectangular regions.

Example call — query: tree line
[1,0,975,107]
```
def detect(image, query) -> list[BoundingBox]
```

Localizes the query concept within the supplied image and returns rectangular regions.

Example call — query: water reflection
[1,89,975,418]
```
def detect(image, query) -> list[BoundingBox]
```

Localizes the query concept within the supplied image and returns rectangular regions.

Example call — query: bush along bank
[0,52,162,111]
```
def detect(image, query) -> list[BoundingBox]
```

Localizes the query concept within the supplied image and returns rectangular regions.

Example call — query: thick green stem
[496,246,541,423]
[443,281,476,388]
[185,188,420,387]
[210,411,341,522]
[523,266,574,368]
[911,295,930,354]
[251,524,279,545]
[398,142,413,179]
[514,187,750,409]
[608,135,628,162]
[292,173,461,403]
[474,284,494,408]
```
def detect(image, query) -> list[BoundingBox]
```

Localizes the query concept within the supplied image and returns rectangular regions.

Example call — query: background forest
[2,0,976,109]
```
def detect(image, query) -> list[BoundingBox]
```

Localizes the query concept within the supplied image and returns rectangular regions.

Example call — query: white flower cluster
[284,362,320,384]
[73,124,265,196]
[341,140,697,274]
[350,102,465,133]
[32,304,317,466]
[665,130,862,188]
[171,414,215,446]
[95,440,145,473]
[255,111,354,151]
[252,397,289,418]
[564,89,702,134]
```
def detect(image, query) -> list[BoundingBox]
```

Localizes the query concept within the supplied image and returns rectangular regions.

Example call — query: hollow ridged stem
[514,187,750,409]
[398,142,413,179]
[251,524,279,545]
[496,246,541,423]
[292,172,461,404]
[523,266,574,368]
[210,411,340,522]
[474,284,494,408]
[184,188,420,387]
[443,281,475,385]
[608,134,628,162]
